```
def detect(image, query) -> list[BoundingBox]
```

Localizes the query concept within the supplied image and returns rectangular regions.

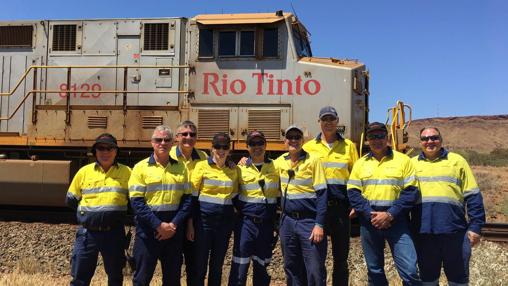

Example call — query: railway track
[482,223,508,242]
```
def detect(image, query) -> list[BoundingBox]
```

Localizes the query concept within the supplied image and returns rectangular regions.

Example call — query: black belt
[85,225,112,232]
[285,211,315,220]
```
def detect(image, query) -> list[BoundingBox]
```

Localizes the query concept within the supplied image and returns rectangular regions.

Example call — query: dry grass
[1,240,506,286]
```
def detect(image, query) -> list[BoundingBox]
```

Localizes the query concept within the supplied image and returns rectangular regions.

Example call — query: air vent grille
[0,26,33,48]
[52,24,77,51]
[248,109,281,140]
[144,23,169,51]
[88,116,107,129]
[142,116,163,129]
[197,109,229,139]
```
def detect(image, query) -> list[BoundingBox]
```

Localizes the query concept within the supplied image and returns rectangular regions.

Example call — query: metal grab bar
[0,64,192,122]
[0,64,191,97]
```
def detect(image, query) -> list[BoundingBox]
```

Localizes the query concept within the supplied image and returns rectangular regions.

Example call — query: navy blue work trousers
[228,216,274,286]
[132,227,184,286]
[280,215,327,286]
[182,222,197,286]
[414,230,471,285]
[70,226,126,286]
[193,212,234,286]
[325,201,350,286]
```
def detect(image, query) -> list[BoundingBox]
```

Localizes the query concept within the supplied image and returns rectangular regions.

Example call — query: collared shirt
[237,157,280,219]
[128,154,191,232]
[170,145,208,173]
[411,148,485,234]
[66,162,131,228]
[347,148,418,221]
[274,150,328,226]
[303,132,358,201]
[191,157,240,215]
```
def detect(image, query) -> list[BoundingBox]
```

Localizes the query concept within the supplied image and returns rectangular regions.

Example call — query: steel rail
[482,223,508,243]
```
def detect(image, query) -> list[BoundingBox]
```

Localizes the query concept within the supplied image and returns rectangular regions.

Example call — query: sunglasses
[366,133,387,140]
[213,144,230,150]
[152,137,172,144]
[320,116,337,122]
[178,132,197,138]
[420,135,441,142]
[248,140,265,147]
[96,145,114,152]
[286,135,302,140]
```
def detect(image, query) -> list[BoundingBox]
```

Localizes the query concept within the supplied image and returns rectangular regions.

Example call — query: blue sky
[1,0,506,121]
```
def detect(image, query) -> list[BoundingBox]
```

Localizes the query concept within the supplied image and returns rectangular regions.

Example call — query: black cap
[366,122,388,134]
[318,106,338,119]
[93,133,118,149]
[212,132,231,147]
[246,130,266,145]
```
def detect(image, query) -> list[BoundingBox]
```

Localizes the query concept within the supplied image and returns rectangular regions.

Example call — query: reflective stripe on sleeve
[463,187,480,197]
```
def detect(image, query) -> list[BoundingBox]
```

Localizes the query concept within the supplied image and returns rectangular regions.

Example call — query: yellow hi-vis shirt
[66,162,131,227]
[274,150,328,226]
[303,133,358,200]
[347,149,418,219]
[129,155,191,231]
[238,158,280,205]
[170,145,208,174]
[191,157,239,214]
[411,149,485,234]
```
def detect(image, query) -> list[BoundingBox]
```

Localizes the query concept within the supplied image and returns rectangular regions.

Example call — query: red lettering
[203,73,220,96]
[230,79,246,95]
[59,83,67,98]
[276,79,293,96]
[304,79,321,95]
[252,73,265,95]
[295,76,302,95]
[267,74,275,95]
[91,83,101,98]
[80,83,90,98]
[221,74,228,95]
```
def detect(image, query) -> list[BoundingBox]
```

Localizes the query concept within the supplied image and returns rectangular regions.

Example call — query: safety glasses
[152,137,172,144]
[286,135,302,140]
[366,133,387,140]
[248,140,265,147]
[178,132,197,138]
[213,144,230,150]
[96,145,114,152]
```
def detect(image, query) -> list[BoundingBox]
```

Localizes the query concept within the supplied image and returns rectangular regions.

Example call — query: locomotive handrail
[0,64,191,97]
[0,64,192,122]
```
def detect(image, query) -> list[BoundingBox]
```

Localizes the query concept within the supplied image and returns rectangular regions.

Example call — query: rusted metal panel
[0,159,71,207]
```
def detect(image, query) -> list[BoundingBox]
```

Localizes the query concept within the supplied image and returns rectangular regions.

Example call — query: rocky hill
[405,115,508,153]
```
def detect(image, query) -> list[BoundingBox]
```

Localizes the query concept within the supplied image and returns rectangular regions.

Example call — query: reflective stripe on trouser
[132,228,184,286]
[70,226,126,286]
[194,212,235,286]
[325,202,350,286]
[280,215,327,286]
[228,217,274,286]
[415,231,470,286]
[359,216,421,286]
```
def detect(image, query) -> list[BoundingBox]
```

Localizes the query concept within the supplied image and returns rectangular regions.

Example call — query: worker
[275,125,328,286]
[170,120,208,286]
[190,132,239,286]
[411,127,485,285]
[66,133,131,286]
[128,125,191,286]
[347,122,421,285]
[303,106,358,286]
[228,131,280,286]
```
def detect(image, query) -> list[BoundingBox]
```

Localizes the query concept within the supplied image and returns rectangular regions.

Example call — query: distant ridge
[406,115,508,153]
